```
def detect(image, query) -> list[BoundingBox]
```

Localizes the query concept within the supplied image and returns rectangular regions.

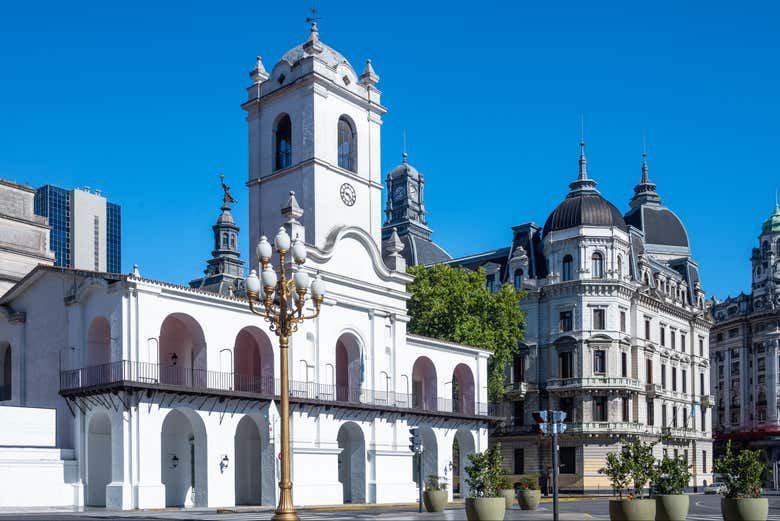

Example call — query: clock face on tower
[393,185,405,201]
[409,184,418,199]
[340,183,356,206]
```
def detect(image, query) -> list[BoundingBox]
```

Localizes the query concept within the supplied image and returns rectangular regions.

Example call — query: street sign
[532,411,549,424]
[552,410,567,423]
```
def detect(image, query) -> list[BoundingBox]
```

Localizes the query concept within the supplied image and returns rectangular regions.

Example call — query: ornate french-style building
[710,202,780,487]
[444,145,713,492]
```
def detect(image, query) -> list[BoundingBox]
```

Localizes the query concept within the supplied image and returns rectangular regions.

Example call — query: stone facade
[446,147,713,492]
[0,178,54,297]
[710,202,780,487]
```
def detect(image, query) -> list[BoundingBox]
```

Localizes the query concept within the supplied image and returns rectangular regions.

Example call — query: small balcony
[547,377,642,393]
[660,426,698,440]
[699,394,712,408]
[568,421,646,435]
[645,383,662,397]
[59,360,495,419]
[504,381,528,400]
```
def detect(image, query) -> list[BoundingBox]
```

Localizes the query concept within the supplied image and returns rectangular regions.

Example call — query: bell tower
[242,24,386,269]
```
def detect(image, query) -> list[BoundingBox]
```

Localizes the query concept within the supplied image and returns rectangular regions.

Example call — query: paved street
[1,495,780,521]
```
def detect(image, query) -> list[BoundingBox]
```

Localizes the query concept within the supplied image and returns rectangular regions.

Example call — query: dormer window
[591,252,604,278]
[562,255,573,281]
[275,114,292,171]
[337,117,356,172]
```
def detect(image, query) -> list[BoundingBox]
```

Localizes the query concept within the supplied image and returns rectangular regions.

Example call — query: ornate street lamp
[245,227,325,521]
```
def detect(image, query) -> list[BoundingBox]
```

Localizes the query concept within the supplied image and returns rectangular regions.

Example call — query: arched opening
[452,364,475,415]
[337,422,366,504]
[562,254,573,281]
[234,327,274,394]
[0,342,10,401]
[234,415,274,506]
[414,426,438,491]
[86,412,112,506]
[453,429,476,498]
[86,317,111,367]
[274,114,292,171]
[161,409,207,507]
[159,314,206,387]
[513,269,523,289]
[412,357,437,411]
[337,117,356,172]
[336,333,362,403]
[591,252,604,279]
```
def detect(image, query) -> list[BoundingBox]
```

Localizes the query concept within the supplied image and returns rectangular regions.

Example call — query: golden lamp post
[245,226,325,521]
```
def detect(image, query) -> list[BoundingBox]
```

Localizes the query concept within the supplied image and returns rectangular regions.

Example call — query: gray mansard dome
[543,190,627,238]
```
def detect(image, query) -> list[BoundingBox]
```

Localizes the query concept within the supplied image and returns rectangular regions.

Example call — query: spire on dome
[359,58,379,86]
[568,118,597,192]
[629,143,662,207]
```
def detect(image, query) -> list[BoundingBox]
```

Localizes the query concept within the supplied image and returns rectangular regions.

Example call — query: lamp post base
[271,510,300,521]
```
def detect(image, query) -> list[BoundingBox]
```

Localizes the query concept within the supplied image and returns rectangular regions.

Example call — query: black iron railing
[59,360,495,417]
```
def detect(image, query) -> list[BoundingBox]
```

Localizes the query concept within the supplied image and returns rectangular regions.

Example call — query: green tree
[406,264,525,399]
[713,441,764,498]
[652,456,691,495]
[599,450,632,498]
[464,443,505,497]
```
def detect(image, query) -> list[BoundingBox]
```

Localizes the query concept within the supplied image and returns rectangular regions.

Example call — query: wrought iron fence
[59,360,493,417]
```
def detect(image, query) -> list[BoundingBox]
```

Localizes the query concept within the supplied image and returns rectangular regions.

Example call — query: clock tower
[381,152,451,266]
[242,23,386,268]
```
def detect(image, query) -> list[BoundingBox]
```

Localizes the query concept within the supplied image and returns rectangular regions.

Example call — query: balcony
[505,381,529,400]
[645,383,662,397]
[660,426,698,440]
[699,394,712,408]
[547,377,642,393]
[568,422,647,435]
[59,360,496,420]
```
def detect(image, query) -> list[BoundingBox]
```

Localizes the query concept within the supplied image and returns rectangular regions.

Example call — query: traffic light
[409,427,422,453]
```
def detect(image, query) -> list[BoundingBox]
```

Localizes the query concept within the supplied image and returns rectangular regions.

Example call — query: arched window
[337,117,356,172]
[617,255,623,279]
[591,252,604,278]
[562,255,573,281]
[275,114,292,171]
[222,233,229,249]
[513,269,523,289]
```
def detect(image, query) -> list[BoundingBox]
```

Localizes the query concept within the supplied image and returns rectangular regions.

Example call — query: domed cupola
[543,141,627,238]
[623,152,690,255]
[761,201,780,234]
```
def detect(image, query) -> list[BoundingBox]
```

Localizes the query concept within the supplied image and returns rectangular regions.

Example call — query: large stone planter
[465,497,506,521]
[721,497,769,521]
[499,489,515,509]
[423,489,447,513]
[608,498,656,521]
[517,489,541,510]
[655,494,689,521]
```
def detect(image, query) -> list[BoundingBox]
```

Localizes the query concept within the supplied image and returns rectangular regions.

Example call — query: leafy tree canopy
[406,264,525,399]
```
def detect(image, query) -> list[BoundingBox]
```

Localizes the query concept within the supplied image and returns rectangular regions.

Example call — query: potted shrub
[423,474,448,513]
[464,443,506,521]
[652,455,691,521]
[515,476,541,510]
[600,437,657,521]
[498,474,514,509]
[713,441,768,521]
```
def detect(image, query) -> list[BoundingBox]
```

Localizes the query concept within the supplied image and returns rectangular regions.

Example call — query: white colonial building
[0,24,490,510]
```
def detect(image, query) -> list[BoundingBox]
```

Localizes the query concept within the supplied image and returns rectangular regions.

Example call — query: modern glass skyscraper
[34,185,121,273]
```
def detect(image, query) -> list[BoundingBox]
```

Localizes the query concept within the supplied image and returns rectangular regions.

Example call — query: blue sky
[1,1,778,300]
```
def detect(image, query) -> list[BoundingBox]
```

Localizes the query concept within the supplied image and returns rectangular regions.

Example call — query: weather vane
[306,1,321,24]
